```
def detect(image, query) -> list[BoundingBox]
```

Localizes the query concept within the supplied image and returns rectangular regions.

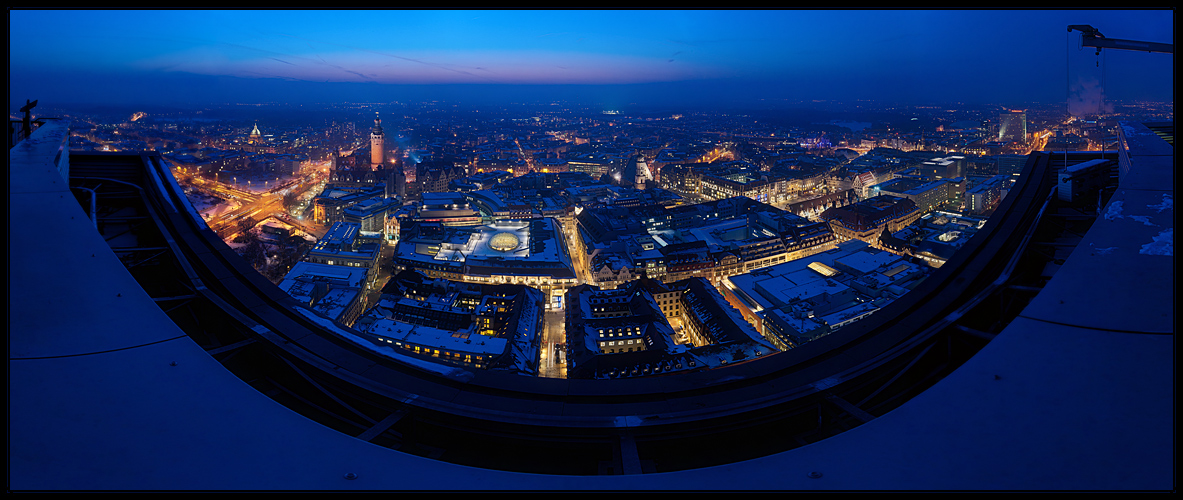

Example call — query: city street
[558,217,593,285]
[176,169,328,240]
[362,239,399,311]
[538,309,567,378]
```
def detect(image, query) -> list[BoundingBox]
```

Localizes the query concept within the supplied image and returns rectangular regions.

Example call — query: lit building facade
[966,174,1011,215]
[353,274,545,374]
[819,195,922,248]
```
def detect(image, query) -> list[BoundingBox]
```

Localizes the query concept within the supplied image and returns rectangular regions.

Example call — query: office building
[303,221,383,291]
[999,110,1027,143]
[353,273,545,374]
[278,261,368,327]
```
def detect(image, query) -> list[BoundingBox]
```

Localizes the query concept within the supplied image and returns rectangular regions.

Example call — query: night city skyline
[9,9,1175,110]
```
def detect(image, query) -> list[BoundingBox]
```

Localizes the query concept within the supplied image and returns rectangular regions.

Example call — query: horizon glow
[9,10,1174,108]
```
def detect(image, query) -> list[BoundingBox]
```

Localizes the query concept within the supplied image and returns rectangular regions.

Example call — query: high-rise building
[999,110,1027,143]
[996,154,1029,176]
[370,112,384,169]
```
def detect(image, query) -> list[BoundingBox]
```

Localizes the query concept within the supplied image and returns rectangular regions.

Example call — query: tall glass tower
[999,110,1027,143]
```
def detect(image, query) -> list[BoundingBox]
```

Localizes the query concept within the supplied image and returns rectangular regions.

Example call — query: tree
[237,216,258,235]
[282,191,299,211]
[264,258,289,283]
[241,232,267,270]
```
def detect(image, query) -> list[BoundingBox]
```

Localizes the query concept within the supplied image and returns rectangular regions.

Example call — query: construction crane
[1068,25,1174,55]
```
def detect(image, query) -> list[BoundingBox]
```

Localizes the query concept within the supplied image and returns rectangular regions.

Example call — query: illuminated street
[539,309,567,378]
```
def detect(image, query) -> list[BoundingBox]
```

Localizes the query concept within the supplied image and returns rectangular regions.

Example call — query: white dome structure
[488,231,521,252]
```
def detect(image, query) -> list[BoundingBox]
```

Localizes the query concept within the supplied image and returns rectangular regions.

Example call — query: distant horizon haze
[10,10,1173,111]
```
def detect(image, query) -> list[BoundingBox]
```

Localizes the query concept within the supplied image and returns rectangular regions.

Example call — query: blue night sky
[9,9,1174,109]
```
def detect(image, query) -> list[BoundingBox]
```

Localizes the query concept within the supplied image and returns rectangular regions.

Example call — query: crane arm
[1069,24,1174,54]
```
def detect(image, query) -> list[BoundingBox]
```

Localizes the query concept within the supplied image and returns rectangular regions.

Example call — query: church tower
[623,154,653,190]
[330,147,341,182]
[370,112,385,170]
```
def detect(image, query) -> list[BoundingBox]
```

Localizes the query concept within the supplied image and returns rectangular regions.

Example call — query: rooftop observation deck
[9,119,1173,490]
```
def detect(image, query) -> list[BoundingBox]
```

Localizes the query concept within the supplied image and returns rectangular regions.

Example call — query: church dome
[372,112,383,135]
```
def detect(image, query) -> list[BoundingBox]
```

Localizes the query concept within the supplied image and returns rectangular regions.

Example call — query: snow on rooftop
[296,307,475,381]
[401,218,574,275]
[834,249,903,275]
[818,301,880,328]
[359,315,507,357]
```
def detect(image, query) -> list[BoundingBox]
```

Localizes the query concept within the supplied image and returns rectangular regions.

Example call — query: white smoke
[1068,77,1114,117]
